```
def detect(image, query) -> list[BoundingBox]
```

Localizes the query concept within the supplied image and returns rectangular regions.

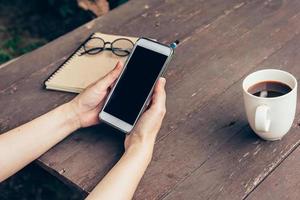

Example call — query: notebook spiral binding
[45,47,84,83]
[44,33,95,86]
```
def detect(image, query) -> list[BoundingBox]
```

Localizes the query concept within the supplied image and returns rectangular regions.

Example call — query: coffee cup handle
[255,105,271,132]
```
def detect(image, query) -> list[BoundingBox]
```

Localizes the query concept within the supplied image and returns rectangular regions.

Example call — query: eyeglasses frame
[81,36,135,57]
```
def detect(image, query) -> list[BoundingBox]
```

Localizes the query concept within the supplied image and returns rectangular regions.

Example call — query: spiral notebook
[45,32,138,93]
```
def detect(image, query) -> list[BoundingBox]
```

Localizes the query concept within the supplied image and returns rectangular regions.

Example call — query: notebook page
[45,32,138,93]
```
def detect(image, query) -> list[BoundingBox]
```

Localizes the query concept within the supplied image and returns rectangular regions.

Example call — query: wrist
[61,102,82,131]
[125,140,154,163]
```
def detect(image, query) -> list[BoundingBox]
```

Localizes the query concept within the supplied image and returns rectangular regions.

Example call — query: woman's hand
[0,62,124,181]
[124,77,166,154]
[69,61,123,128]
[69,60,166,155]
[86,78,167,200]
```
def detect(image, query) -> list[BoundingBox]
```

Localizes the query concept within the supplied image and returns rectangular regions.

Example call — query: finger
[96,61,123,90]
[109,79,118,90]
[148,77,166,114]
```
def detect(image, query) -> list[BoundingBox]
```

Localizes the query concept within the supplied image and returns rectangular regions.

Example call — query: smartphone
[99,38,174,133]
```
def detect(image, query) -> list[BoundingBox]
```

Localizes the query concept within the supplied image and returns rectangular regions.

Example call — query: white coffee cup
[243,69,297,141]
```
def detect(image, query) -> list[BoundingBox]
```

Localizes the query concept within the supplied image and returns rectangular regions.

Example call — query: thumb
[95,61,123,90]
[149,77,166,112]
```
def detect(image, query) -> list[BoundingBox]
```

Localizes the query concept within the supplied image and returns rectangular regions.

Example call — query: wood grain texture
[161,27,300,200]
[0,0,253,193]
[157,0,298,141]
[0,0,163,91]
[246,146,300,200]
[134,0,300,198]
[1,0,300,199]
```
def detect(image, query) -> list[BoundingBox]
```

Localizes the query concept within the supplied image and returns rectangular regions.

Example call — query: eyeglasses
[80,36,134,57]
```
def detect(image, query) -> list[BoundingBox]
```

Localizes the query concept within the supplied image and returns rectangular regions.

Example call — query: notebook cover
[45,32,138,93]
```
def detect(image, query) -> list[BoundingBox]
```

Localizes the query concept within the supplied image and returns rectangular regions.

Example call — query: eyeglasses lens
[84,37,105,55]
[112,39,133,56]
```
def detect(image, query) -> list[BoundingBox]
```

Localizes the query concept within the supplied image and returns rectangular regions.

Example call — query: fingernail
[118,61,123,68]
[161,77,166,85]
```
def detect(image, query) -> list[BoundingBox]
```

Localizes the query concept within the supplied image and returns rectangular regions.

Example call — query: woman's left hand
[69,61,123,128]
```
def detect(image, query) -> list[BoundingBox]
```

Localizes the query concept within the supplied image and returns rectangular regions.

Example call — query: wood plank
[0,0,164,91]
[0,0,251,193]
[163,125,300,200]
[157,0,300,141]
[112,0,247,42]
[159,32,300,200]
[38,124,125,193]
[132,1,300,198]
[37,0,251,191]
[1,0,298,195]
[0,0,248,133]
[37,0,300,197]
[0,0,247,92]
[2,0,300,197]
[0,0,245,90]
[246,146,300,200]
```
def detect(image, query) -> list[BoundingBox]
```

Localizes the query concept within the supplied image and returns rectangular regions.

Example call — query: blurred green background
[0,0,127,199]
[0,0,128,64]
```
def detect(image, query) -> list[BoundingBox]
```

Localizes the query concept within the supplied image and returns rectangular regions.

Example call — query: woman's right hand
[85,77,167,200]
[124,77,167,154]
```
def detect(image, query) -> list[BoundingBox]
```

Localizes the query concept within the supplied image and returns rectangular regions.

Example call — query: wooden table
[1,0,300,199]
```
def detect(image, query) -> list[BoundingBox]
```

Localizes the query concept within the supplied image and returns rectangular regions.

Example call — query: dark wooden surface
[1,0,300,199]
[246,146,300,200]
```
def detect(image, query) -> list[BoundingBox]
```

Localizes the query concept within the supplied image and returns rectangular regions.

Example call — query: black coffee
[248,81,292,98]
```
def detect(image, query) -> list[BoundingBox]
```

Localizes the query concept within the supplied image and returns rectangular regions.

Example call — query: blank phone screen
[103,45,168,124]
